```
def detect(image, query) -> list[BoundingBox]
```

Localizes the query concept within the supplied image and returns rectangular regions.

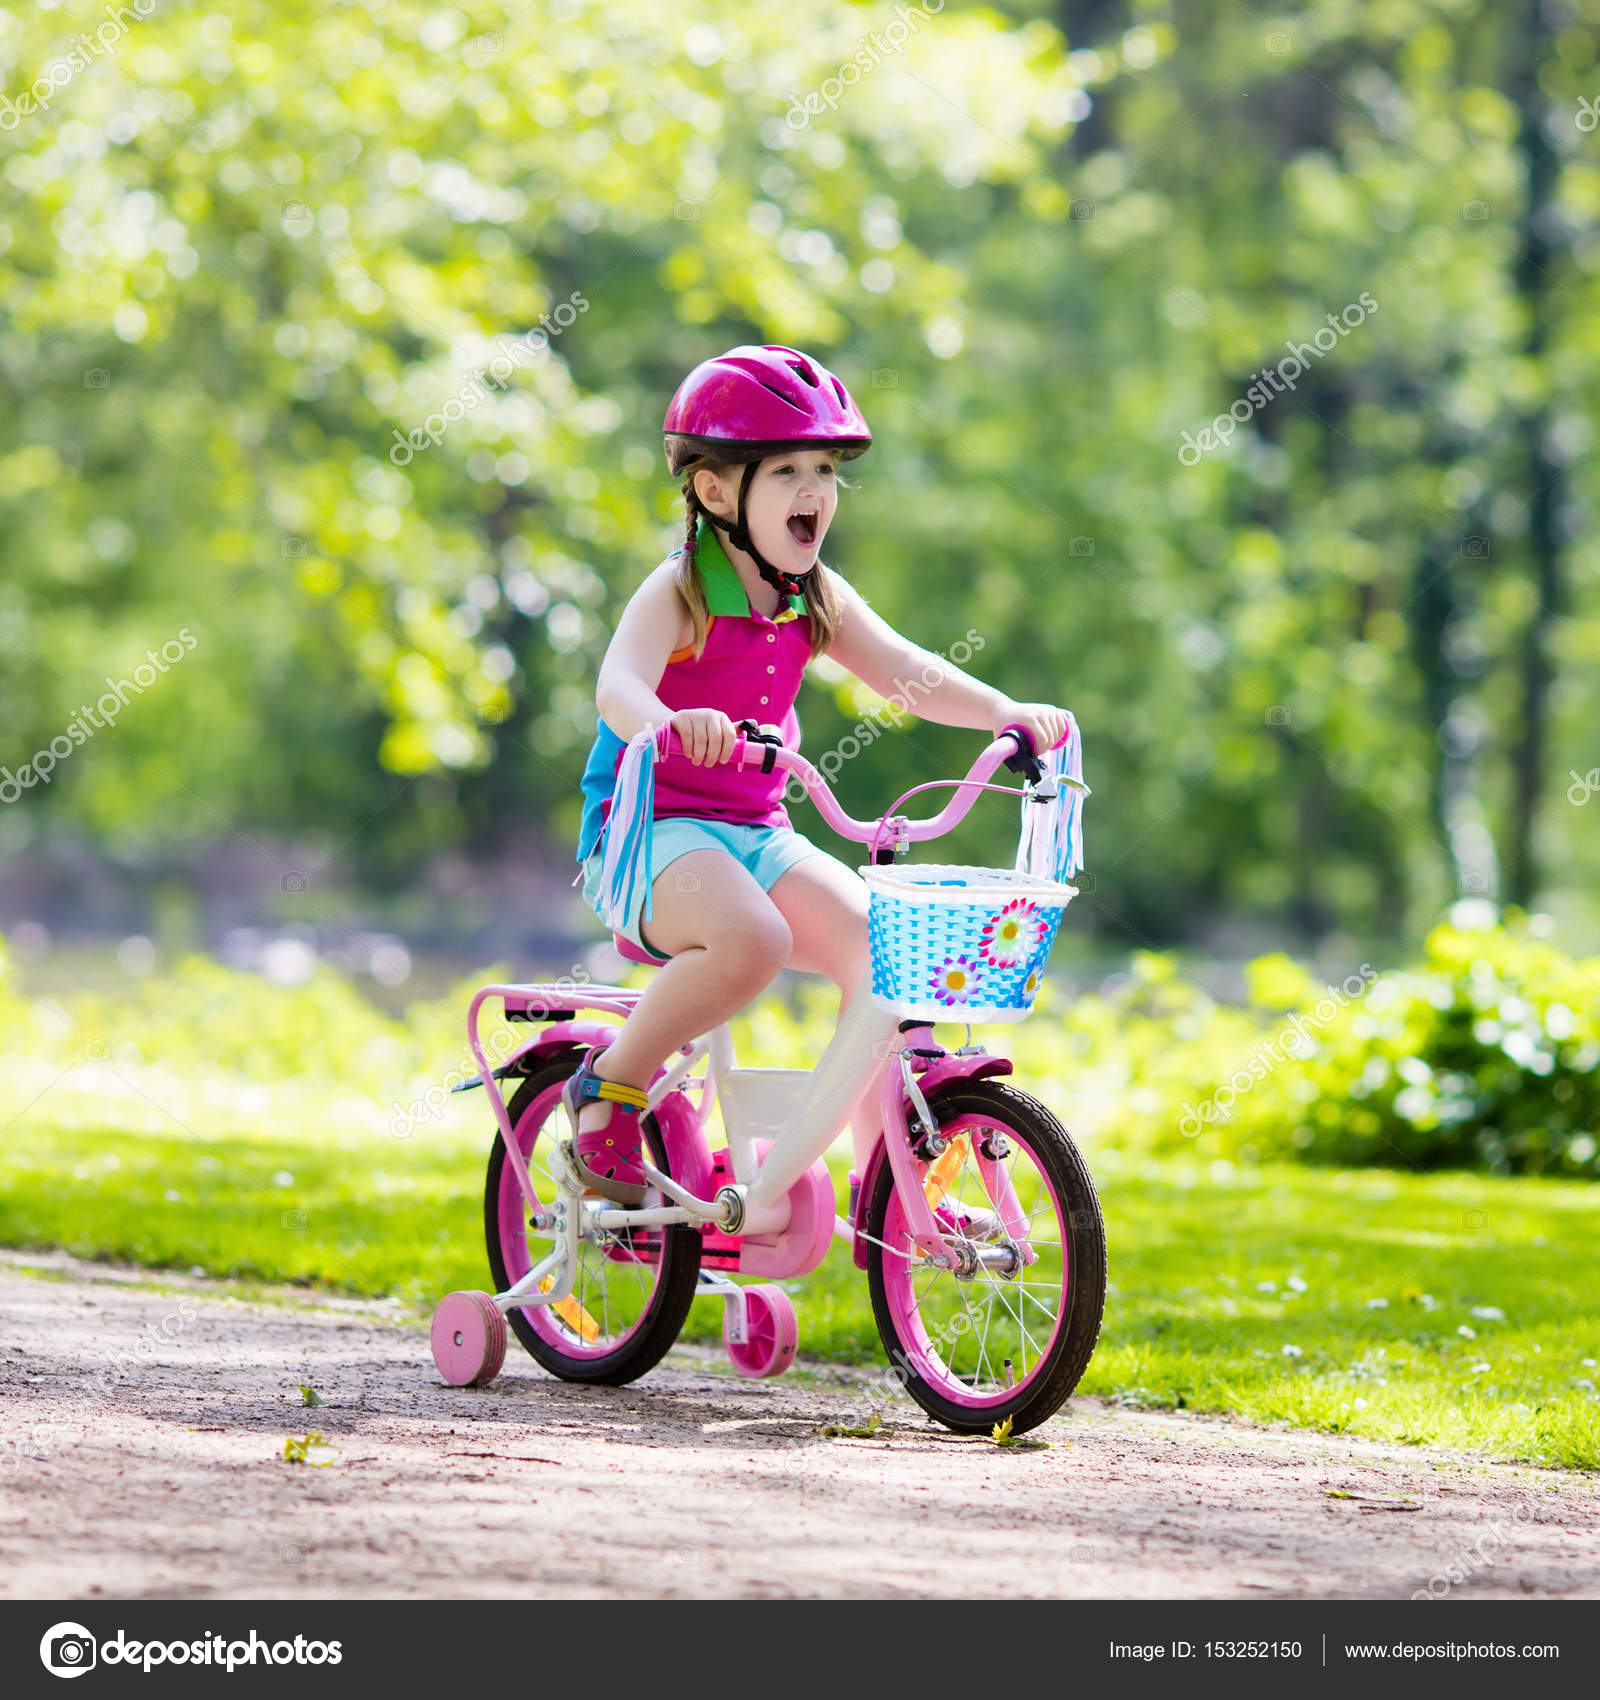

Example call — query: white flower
[1353,1396,1369,1409]
[1470,1362,1491,1374]
[1257,1280,1278,1293]
[1286,1275,1308,1293]
[1282,1343,1303,1358]
[1365,1297,1389,1309]
[1470,1305,1504,1321]
[1457,1324,1476,1339]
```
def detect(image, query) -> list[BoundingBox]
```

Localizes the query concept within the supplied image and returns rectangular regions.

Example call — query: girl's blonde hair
[673,457,842,661]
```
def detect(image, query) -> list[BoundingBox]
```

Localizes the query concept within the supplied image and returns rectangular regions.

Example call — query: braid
[672,475,712,658]
[679,477,700,570]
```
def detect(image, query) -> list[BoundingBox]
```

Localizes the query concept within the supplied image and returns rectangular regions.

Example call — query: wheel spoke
[870,1093,1100,1415]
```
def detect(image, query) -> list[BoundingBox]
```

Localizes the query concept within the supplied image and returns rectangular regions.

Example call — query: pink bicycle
[431,723,1104,1434]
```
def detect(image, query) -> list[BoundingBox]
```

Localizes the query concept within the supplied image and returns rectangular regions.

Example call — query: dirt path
[1,1250,1595,1600]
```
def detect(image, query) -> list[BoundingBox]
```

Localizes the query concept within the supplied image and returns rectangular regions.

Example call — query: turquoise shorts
[581,818,824,962]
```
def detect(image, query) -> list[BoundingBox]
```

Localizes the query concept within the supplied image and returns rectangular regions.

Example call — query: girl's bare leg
[579,849,791,1131]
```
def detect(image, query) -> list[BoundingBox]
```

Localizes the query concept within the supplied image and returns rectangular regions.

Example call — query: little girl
[568,343,1066,1204]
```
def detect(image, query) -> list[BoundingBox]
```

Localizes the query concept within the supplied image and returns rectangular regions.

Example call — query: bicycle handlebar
[651,723,1051,851]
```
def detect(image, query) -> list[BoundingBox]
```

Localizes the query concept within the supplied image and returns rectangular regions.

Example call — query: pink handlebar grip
[1000,720,1073,757]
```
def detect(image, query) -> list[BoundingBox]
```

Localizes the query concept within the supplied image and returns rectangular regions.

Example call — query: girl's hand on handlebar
[993,700,1067,756]
[670,707,741,766]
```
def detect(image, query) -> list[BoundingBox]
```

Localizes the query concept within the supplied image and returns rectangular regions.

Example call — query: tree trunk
[1502,1,1567,907]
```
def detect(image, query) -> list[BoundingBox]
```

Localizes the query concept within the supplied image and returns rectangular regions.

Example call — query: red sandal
[562,1048,649,1207]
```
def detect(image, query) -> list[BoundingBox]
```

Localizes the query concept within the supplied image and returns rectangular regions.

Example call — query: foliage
[1024,910,1600,1176]
[0,1,1596,943]
[6,911,1595,1175]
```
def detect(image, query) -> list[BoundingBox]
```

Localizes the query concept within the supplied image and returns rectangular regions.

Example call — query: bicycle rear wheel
[484,1056,701,1385]
[864,1079,1105,1434]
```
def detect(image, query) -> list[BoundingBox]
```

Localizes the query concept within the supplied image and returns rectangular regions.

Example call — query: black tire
[484,1056,701,1386]
[865,1078,1106,1434]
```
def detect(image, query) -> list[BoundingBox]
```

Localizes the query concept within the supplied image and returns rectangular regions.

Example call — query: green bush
[1072,915,1600,1177]
[1248,918,1599,1175]
[2,913,1595,1178]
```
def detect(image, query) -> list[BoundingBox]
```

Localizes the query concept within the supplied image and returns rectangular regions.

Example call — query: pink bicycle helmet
[663,345,870,596]
[663,344,871,476]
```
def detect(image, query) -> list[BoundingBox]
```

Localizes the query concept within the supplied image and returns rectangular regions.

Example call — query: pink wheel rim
[723,1285,799,1378]
[431,1290,507,1387]
[493,1079,669,1359]
[879,1112,1068,1410]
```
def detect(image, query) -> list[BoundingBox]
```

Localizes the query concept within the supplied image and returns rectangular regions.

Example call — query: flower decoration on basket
[978,898,1045,967]
[930,954,983,1006]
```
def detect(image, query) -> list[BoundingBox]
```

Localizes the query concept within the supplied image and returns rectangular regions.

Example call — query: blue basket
[862,863,1079,1024]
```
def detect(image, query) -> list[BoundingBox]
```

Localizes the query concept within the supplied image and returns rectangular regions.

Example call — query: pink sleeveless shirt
[575,522,815,860]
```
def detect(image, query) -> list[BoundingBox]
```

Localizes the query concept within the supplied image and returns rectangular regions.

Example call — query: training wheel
[723,1284,798,1379]
[431,1290,507,1387]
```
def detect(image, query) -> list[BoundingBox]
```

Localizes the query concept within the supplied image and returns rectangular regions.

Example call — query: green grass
[3,1112,1597,1467]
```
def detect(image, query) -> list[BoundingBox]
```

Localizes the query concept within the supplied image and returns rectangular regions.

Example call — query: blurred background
[5,0,1598,985]
[2,0,1598,1454]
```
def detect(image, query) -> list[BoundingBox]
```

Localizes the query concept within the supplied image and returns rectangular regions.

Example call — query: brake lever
[1000,729,1047,789]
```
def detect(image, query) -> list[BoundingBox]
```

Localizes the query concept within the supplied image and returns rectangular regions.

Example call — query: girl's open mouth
[786,510,818,546]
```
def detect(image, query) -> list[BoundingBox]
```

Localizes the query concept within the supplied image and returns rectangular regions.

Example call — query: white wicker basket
[861,863,1079,1023]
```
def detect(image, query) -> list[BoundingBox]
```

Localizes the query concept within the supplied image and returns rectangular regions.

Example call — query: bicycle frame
[463,729,1046,1312]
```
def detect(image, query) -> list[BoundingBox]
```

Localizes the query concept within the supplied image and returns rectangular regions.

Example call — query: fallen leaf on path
[1323,1488,1421,1510]
[282,1431,337,1466]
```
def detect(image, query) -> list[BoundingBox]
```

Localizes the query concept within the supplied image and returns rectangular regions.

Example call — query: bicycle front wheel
[865,1079,1105,1434]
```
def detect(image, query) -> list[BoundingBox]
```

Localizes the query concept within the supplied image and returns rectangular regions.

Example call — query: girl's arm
[595,566,740,766]
[823,571,1066,753]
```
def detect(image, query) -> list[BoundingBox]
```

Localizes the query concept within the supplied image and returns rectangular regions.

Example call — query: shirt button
[759,696,769,705]
[766,665,775,675]
[766,632,776,643]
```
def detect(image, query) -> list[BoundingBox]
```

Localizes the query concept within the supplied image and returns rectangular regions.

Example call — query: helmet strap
[701,461,807,600]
